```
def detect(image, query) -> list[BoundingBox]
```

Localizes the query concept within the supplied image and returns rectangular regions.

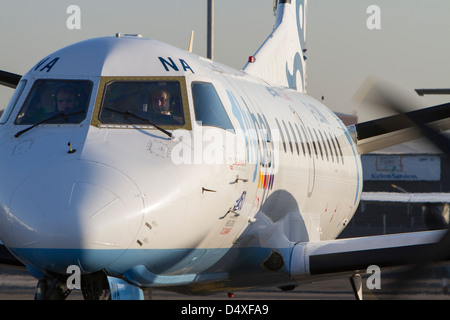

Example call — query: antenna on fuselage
[188,30,194,52]
[207,0,214,60]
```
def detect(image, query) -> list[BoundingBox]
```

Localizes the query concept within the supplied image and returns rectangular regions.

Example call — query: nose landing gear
[34,270,110,300]
[35,276,72,300]
[34,270,144,300]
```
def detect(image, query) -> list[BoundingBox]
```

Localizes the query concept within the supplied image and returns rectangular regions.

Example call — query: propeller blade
[0,70,21,89]
[355,78,450,155]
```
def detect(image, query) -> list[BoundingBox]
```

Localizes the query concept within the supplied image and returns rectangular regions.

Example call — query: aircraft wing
[360,192,450,204]
[0,70,21,89]
[290,230,448,278]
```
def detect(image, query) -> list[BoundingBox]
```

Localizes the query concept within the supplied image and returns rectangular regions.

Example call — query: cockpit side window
[14,80,93,125]
[0,79,27,124]
[98,80,186,127]
[192,82,234,131]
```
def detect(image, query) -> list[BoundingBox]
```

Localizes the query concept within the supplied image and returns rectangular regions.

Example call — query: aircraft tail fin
[243,0,307,93]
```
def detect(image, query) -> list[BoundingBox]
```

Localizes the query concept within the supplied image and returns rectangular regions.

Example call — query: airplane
[0,0,450,300]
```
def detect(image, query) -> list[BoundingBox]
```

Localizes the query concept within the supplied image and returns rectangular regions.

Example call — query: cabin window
[298,124,311,157]
[313,129,323,160]
[324,131,335,163]
[14,79,93,125]
[288,122,299,156]
[98,80,186,127]
[334,134,344,164]
[275,118,286,153]
[282,120,293,154]
[318,130,329,162]
[308,127,318,159]
[191,82,234,131]
[294,123,306,156]
[328,132,339,164]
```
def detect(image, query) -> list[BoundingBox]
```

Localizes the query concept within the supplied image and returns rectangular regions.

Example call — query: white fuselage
[0,36,361,289]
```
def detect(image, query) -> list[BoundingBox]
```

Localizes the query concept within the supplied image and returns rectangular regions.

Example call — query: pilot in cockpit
[14,79,92,125]
[55,86,77,113]
[52,85,86,123]
[150,89,183,125]
[151,89,171,116]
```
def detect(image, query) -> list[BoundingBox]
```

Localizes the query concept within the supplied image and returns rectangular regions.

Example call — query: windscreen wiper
[124,111,173,138]
[104,108,172,138]
[14,110,84,138]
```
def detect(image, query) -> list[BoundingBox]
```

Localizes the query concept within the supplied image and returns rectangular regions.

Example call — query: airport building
[339,137,450,238]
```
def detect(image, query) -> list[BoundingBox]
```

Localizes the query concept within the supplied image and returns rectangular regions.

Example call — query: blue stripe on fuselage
[11,246,292,288]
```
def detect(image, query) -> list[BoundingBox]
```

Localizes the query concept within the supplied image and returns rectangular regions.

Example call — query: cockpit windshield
[98,80,185,127]
[14,80,93,125]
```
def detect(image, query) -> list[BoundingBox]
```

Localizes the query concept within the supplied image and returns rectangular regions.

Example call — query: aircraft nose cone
[3,160,144,272]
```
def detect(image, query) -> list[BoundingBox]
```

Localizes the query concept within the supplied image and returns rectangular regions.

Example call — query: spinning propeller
[355,78,450,294]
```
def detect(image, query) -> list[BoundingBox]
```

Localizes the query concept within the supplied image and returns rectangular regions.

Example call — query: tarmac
[1,264,450,300]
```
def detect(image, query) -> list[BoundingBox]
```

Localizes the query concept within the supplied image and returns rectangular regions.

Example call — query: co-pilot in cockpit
[98,80,185,127]
[150,89,183,125]
[14,79,93,125]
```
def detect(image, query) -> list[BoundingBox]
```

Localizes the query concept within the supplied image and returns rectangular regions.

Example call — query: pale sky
[1,0,449,122]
